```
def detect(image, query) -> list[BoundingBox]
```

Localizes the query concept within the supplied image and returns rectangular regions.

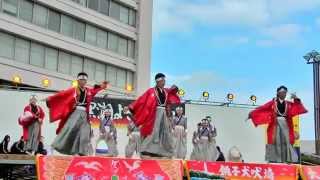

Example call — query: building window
[58,52,72,74]
[95,62,105,82]
[73,0,86,6]
[74,21,85,41]
[2,0,18,16]
[84,58,95,81]
[19,0,33,22]
[108,32,118,52]
[106,65,116,85]
[129,9,136,26]
[88,0,99,11]
[85,25,97,46]
[0,32,14,59]
[0,0,136,59]
[119,6,129,24]
[14,38,30,64]
[61,15,74,38]
[45,47,58,71]
[128,40,135,58]
[99,0,109,15]
[109,1,120,20]
[30,43,45,67]
[116,68,126,88]
[126,71,133,89]
[97,29,107,49]
[33,4,48,28]
[70,0,135,27]
[118,37,128,56]
[48,10,61,33]
[71,55,83,77]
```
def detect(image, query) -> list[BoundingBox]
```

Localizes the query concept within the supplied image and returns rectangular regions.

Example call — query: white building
[0,0,153,97]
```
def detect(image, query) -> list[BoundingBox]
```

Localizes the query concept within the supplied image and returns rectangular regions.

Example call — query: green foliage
[189,170,225,180]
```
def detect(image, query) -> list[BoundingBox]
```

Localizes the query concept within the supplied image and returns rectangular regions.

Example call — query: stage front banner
[36,155,184,180]
[300,165,320,180]
[186,160,298,180]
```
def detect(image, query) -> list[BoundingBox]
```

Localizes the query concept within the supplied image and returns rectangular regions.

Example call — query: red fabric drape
[47,86,103,134]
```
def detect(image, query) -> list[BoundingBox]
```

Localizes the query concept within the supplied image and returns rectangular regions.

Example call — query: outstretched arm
[249,100,274,126]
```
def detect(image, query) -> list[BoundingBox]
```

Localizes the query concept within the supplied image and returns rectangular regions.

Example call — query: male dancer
[249,86,307,163]
[19,95,45,154]
[172,106,187,159]
[46,72,107,155]
[129,73,180,158]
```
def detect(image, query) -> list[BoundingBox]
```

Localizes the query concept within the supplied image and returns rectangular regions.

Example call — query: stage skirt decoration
[36,155,184,180]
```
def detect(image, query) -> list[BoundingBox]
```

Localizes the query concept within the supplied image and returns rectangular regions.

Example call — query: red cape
[18,105,45,141]
[129,87,181,137]
[249,98,307,144]
[47,86,103,134]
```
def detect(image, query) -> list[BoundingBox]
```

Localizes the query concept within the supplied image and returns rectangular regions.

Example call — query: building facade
[0,0,152,98]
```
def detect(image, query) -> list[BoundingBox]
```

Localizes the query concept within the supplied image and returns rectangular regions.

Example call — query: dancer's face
[176,109,183,116]
[78,79,87,88]
[202,120,208,128]
[30,98,37,106]
[156,79,165,88]
[277,91,287,100]
[105,111,111,117]
[123,106,129,113]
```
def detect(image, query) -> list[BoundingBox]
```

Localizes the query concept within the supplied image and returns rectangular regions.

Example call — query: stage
[1,154,319,180]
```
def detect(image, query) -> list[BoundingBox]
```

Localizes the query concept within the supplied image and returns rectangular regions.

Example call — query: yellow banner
[293,116,300,147]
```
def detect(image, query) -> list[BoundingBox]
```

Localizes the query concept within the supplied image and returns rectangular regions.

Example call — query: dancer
[190,119,219,161]
[190,123,202,160]
[46,72,108,155]
[124,106,141,158]
[249,86,307,163]
[19,95,45,154]
[99,108,118,157]
[129,73,180,158]
[172,106,187,159]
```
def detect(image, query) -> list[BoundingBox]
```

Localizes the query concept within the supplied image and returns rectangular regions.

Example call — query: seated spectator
[216,146,226,161]
[0,135,10,154]
[10,136,26,154]
[36,136,47,155]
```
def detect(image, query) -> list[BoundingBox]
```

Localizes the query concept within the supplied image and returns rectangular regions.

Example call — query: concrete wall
[136,0,153,95]
[185,104,266,163]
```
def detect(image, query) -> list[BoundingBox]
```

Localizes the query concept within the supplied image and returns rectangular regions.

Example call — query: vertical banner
[293,116,300,148]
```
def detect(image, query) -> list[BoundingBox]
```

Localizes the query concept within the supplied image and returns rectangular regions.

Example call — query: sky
[151,0,320,140]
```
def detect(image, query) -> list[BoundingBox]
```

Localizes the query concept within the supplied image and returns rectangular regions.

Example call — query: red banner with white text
[186,160,298,180]
[36,155,184,180]
[300,165,320,180]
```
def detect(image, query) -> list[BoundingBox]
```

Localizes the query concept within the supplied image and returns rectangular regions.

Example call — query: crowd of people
[0,72,308,165]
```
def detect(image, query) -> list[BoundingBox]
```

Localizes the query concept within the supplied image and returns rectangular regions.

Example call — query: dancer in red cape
[46,72,107,155]
[18,95,45,154]
[129,73,180,158]
[249,86,307,163]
